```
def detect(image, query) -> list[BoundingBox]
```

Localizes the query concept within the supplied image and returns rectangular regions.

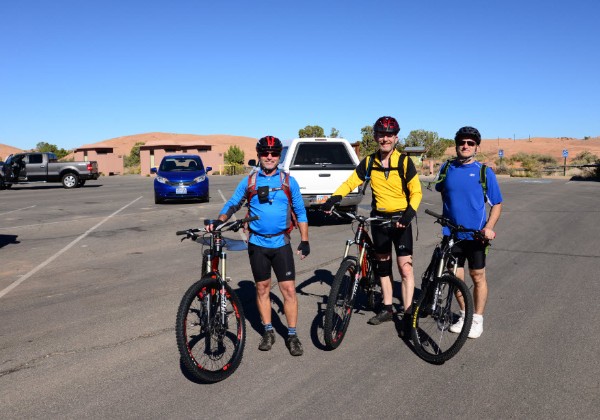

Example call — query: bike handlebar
[331,209,401,225]
[424,209,485,239]
[176,215,260,237]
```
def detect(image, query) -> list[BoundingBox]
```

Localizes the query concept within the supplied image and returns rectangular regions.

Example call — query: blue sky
[1,0,598,150]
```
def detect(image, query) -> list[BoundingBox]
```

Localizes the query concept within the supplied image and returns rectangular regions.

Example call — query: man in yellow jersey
[322,116,422,334]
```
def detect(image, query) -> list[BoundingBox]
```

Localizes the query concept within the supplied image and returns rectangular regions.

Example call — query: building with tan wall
[139,134,258,176]
[73,143,125,175]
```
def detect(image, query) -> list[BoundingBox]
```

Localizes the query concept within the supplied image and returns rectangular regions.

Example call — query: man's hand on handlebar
[396,206,416,229]
[205,218,224,232]
[481,227,497,241]
[321,195,342,214]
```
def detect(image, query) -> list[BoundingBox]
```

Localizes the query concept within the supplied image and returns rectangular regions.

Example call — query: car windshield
[290,143,356,167]
[160,158,204,172]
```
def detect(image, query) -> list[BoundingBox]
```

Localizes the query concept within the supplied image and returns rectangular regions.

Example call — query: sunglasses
[458,140,477,147]
[259,151,280,158]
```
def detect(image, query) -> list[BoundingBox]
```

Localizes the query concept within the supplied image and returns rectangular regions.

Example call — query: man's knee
[374,259,393,277]
[278,280,297,300]
[256,280,271,296]
[397,256,413,277]
[470,269,486,284]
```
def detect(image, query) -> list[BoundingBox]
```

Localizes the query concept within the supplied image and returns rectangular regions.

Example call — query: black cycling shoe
[258,330,275,351]
[285,335,304,356]
[368,309,393,325]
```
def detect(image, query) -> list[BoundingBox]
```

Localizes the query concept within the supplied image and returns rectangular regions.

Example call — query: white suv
[280,137,363,211]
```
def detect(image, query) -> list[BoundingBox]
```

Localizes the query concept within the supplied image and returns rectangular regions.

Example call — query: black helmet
[455,126,481,145]
[256,136,283,153]
[373,116,400,135]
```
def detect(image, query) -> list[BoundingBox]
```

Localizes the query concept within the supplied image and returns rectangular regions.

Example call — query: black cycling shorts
[248,243,296,282]
[371,223,413,257]
[449,239,487,270]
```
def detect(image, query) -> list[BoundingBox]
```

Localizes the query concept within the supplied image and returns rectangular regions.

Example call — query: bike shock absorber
[220,286,228,325]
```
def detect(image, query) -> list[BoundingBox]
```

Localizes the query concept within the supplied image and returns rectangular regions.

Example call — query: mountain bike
[175,216,257,383]
[410,209,482,363]
[323,209,400,350]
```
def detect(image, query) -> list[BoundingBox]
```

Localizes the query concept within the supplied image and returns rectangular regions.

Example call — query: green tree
[35,141,70,159]
[329,127,340,138]
[124,142,144,167]
[404,129,451,159]
[359,125,377,158]
[224,145,245,175]
[429,138,454,159]
[299,125,325,138]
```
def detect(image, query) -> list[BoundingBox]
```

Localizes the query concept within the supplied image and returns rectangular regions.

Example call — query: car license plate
[314,194,330,204]
[176,186,187,194]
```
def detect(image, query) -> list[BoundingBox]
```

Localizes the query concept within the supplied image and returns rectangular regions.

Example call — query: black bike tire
[411,273,473,363]
[324,258,358,350]
[175,276,246,382]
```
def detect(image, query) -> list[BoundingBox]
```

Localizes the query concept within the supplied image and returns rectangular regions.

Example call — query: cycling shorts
[449,239,487,270]
[371,223,413,257]
[248,243,295,282]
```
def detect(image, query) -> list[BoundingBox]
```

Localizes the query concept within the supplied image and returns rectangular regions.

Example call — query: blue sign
[498,149,504,158]
[562,149,568,158]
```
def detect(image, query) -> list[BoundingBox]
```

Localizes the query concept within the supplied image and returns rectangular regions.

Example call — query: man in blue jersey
[435,126,503,338]
[208,136,310,356]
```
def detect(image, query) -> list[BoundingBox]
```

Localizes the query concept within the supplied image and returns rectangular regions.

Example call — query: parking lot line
[0,197,143,299]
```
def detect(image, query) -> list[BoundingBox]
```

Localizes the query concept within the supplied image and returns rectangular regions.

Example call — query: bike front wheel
[176,276,246,382]
[324,258,358,350]
[411,274,473,363]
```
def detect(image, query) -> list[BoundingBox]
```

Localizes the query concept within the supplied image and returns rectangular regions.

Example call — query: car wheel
[154,193,164,204]
[62,173,79,189]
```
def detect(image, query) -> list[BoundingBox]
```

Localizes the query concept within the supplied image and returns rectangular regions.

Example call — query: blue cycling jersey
[219,169,308,248]
[435,160,503,240]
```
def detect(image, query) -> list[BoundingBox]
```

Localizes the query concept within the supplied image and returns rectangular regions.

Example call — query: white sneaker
[468,315,483,339]
[449,310,465,333]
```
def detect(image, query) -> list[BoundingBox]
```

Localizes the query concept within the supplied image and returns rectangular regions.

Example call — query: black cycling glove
[297,241,310,258]
[398,206,416,227]
[321,195,342,212]
[205,219,224,230]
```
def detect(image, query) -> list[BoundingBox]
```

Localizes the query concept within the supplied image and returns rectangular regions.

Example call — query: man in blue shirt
[435,126,503,339]
[209,136,310,356]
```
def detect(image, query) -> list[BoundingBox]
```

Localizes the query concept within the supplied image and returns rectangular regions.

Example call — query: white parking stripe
[0,196,143,299]
[0,205,36,216]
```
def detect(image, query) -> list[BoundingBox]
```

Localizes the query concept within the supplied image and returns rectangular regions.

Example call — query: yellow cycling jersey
[333,149,422,213]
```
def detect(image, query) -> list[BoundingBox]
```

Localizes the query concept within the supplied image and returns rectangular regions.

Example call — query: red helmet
[455,126,481,145]
[374,116,400,135]
[256,136,283,153]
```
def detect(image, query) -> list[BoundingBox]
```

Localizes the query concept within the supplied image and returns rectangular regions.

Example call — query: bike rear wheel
[176,276,246,382]
[324,258,358,350]
[411,274,473,363]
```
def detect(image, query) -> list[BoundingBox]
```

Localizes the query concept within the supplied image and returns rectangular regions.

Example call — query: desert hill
[3,134,600,165]
[0,144,24,161]
[466,136,600,164]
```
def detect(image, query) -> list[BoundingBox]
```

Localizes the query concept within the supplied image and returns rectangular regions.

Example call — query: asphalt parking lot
[1,175,599,418]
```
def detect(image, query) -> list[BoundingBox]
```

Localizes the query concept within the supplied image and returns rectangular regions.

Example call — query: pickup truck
[0,152,99,189]
[249,137,363,211]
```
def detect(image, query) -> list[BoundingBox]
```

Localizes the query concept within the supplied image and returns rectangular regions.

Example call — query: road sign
[562,149,568,158]
[498,149,504,158]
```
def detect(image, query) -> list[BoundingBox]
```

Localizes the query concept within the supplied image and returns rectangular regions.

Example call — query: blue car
[151,155,212,204]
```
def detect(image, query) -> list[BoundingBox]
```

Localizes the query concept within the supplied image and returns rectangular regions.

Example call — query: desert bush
[495,164,511,175]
